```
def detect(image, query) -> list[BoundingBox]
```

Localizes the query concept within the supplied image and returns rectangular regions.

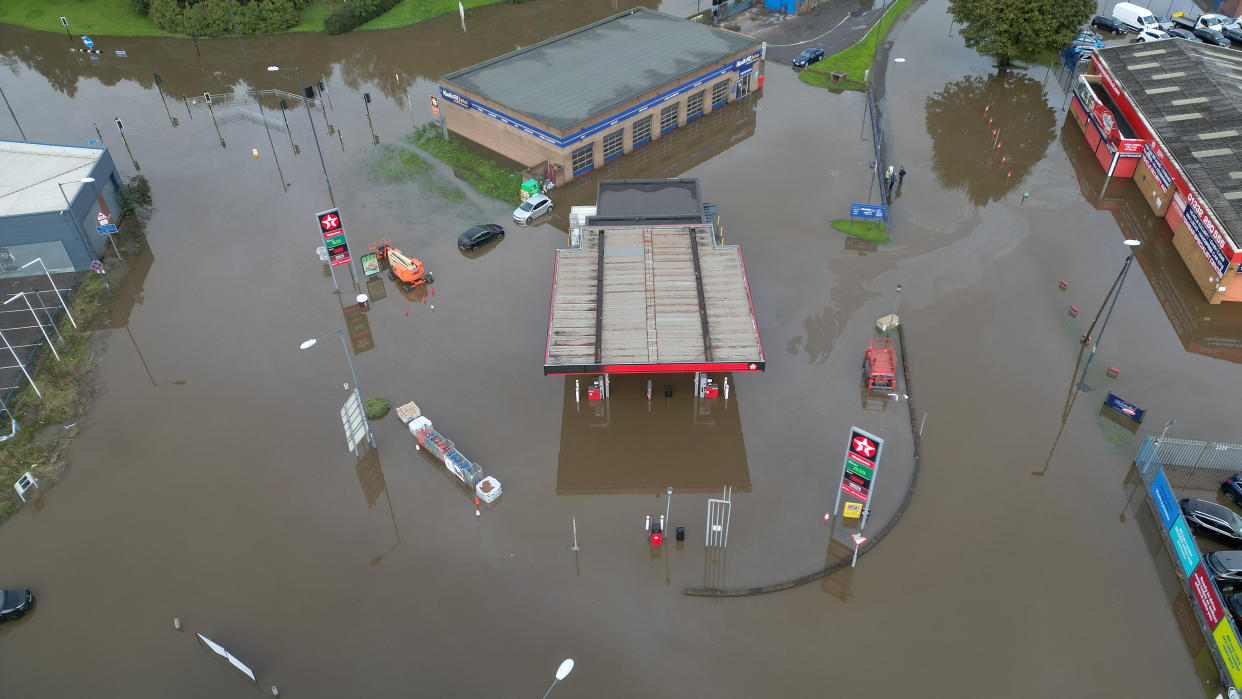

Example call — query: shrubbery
[129,0,152,15]
[324,0,401,35]
[144,0,309,36]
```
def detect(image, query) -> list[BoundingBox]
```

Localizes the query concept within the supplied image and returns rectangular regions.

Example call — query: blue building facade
[0,142,123,278]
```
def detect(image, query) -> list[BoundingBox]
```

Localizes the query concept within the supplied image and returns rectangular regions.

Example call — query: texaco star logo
[319,213,339,230]
[852,436,876,458]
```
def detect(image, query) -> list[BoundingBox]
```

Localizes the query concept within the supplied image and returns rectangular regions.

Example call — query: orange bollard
[405,308,409,316]
[984,105,990,113]
[1069,305,1079,317]
[1059,280,1069,290]
[1001,156,1007,165]
[995,142,1002,150]
[1006,171,1012,180]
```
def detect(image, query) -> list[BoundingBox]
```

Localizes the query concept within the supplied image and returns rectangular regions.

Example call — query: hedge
[146,0,309,36]
[325,0,401,35]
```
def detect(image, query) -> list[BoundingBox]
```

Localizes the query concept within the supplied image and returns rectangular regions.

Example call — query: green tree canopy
[948,0,1095,66]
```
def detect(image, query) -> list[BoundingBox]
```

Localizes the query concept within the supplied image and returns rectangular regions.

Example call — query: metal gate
[1150,437,1242,490]
[705,486,732,547]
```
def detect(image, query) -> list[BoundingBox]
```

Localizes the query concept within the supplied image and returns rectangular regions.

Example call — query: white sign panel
[340,389,367,452]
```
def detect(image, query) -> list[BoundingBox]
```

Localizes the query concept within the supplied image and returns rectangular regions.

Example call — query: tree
[948,0,1094,66]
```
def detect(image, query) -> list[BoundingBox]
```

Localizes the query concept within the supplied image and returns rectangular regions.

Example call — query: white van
[1112,2,1159,32]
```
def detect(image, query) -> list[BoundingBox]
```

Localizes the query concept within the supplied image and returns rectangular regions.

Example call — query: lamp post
[1078,239,1140,391]
[299,328,374,448]
[5,292,60,361]
[0,328,40,397]
[20,258,76,328]
[541,658,575,699]
[268,65,334,206]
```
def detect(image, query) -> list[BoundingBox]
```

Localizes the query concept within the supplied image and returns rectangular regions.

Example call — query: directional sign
[315,208,352,268]
[97,212,110,225]
[81,36,94,49]
[850,202,887,220]
[96,224,118,236]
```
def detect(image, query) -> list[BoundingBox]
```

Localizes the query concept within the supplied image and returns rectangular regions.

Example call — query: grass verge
[800,0,914,91]
[1,0,514,36]
[831,218,889,244]
[409,123,523,204]
[371,144,468,203]
[0,0,172,37]
[0,272,110,524]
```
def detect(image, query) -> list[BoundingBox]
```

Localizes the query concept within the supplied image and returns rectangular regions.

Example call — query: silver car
[513,193,553,225]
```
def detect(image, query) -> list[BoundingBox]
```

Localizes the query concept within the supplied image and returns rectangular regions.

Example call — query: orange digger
[370,238,433,292]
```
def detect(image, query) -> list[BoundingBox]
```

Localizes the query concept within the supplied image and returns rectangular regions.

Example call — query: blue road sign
[850,203,887,220]
[81,36,94,49]
[96,224,118,236]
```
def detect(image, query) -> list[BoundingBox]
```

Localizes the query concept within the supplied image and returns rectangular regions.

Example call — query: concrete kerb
[684,322,921,597]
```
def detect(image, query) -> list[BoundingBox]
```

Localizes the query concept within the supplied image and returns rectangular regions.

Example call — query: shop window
[571,143,595,176]
[687,91,705,122]
[660,103,680,134]
[602,129,623,162]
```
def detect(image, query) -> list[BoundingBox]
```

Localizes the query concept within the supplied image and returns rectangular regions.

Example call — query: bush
[117,175,153,217]
[149,0,303,36]
[130,0,152,15]
[324,0,401,35]
[364,398,391,420]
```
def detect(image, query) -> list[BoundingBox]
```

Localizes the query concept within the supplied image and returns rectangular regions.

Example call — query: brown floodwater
[0,0,1237,696]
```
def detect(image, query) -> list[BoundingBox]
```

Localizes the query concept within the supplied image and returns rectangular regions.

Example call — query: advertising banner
[1213,619,1242,688]
[1104,392,1145,423]
[1149,471,1179,529]
[1169,515,1202,577]
[836,427,884,506]
[850,203,887,220]
[1191,564,1226,629]
[1184,203,1230,274]
[1142,144,1172,193]
[316,208,353,268]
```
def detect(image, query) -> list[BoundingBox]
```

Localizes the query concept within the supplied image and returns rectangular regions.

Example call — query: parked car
[1069,39,1100,52]
[792,47,825,68]
[1181,498,1242,546]
[1074,33,1105,48]
[1206,551,1242,592]
[513,193,553,225]
[1091,15,1129,34]
[457,224,505,251]
[1167,28,1202,41]
[1135,29,1172,42]
[1227,593,1242,623]
[1113,2,1160,32]
[1224,474,1242,508]
[1193,26,1232,46]
[1225,27,1242,47]
[1152,14,1175,30]
[1172,12,1233,32]
[0,587,34,622]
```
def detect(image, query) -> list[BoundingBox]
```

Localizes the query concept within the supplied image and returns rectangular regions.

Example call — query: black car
[1090,15,1128,34]
[0,587,34,622]
[1207,552,1242,592]
[1223,474,1242,508]
[1181,498,1242,546]
[1168,28,1202,42]
[457,224,504,251]
[1227,593,1242,623]
[792,47,825,68]
[1194,26,1232,47]
[1225,27,1242,47]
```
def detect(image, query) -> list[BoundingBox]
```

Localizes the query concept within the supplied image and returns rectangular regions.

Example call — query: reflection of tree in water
[924,71,1054,206]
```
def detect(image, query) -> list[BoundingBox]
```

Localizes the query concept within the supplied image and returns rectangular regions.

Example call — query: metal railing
[215,107,289,133]
[184,88,321,113]
[1147,436,1242,490]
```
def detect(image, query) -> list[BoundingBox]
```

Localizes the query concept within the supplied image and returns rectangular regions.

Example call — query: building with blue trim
[439,8,763,183]
[0,140,123,278]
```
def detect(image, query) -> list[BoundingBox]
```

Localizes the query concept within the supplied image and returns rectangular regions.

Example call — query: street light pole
[0,77,27,141]
[0,328,40,397]
[1078,239,1141,391]
[269,65,334,206]
[300,328,374,448]
[20,258,76,328]
[541,659,575,699]
[5,292,60,361]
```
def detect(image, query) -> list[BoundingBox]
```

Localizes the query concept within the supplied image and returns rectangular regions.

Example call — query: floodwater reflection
[555,375,751,494]
[924,71,1055,206]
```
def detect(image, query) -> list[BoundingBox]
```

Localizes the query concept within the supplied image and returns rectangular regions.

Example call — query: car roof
[1214,551,1242,568]
[1186,498,1234,518]
[529,194,549,203]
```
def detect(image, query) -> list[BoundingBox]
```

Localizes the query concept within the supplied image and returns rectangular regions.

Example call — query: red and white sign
[852,533,868,546]
[97,211,109,225]
[315,208,352,268]
[1191,564,1226,629]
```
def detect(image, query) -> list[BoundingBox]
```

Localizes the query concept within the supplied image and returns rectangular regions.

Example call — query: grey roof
[589,179,704,226]
[0,141,102,217]
[1097,41,1242,244]
[442,8,759,131]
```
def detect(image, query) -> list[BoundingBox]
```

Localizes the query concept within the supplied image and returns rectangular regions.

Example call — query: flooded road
[0,0,1238,695]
